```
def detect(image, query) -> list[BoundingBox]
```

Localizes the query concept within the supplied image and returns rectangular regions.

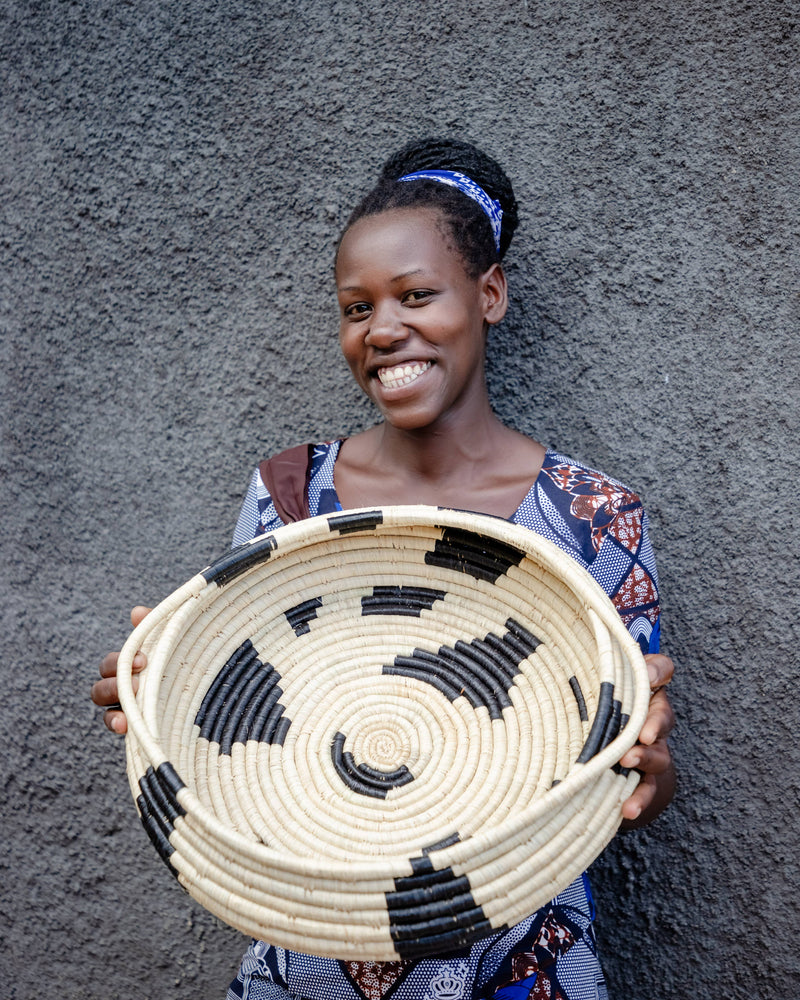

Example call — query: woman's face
[335,207,505,433]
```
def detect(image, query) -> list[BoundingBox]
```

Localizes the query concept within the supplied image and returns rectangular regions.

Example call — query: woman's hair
[339,138,519,276]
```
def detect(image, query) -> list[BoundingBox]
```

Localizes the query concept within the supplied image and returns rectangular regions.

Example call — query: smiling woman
[92,137,675,1000]
[335,207,509,453]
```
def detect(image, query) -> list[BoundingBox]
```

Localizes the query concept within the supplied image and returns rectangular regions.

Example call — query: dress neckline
[327,438,552,522]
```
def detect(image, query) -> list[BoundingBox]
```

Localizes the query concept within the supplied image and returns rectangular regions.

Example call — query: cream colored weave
[117,506,650,960]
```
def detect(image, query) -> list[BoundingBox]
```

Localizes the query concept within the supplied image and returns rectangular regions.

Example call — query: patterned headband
[397,169,503,253]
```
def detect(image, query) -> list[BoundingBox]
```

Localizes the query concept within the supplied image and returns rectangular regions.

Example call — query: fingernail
[110,715,121,733]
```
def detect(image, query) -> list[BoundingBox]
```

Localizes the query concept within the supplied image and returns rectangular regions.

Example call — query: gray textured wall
[2,1,798,997]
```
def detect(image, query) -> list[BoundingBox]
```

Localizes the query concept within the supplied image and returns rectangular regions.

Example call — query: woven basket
[117,505,650,961]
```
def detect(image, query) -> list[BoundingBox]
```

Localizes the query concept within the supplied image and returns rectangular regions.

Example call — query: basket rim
[117,504,650,879]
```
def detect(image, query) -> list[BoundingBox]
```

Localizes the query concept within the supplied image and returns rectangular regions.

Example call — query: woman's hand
[91,606,152,734]
[619,652,676,829]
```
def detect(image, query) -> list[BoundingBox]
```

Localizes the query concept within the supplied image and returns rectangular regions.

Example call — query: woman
[94,138,675,1000]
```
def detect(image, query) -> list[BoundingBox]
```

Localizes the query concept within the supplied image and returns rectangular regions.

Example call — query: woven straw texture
[117,505,650,961]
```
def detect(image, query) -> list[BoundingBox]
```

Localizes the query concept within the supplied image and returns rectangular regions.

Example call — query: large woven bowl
[117,505,649,961]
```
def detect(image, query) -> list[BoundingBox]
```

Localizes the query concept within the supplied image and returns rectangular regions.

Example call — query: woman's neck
[335,405,546,517]
[369,408,510,484]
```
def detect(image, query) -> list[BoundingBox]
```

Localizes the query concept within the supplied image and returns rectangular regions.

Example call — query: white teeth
[377,361,432,389]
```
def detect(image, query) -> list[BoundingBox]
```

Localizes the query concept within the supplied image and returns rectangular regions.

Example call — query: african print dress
[228,441,660,1000]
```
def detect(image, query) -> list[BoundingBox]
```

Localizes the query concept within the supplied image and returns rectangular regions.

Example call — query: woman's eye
[344,302,371,318]
[404,289,432,304]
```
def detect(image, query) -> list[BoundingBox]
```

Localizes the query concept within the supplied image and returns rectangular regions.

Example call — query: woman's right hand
[91,606,152,734]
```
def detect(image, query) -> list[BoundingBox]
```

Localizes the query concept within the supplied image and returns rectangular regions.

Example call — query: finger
[98,650,147,679]
[91,676,118,706]
[620,738,672,775]
[103,709,128,735]
[91,674,139,707]
[638,689,676,746]
[99,651,119,679]
[131,606,152,627]
[622,773,657,821]
[644,652,674,692]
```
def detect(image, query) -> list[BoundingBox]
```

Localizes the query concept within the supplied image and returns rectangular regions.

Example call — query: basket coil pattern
[117,506,650,961]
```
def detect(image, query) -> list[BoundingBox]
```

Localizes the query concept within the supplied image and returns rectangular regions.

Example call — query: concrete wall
[3,1,798,997]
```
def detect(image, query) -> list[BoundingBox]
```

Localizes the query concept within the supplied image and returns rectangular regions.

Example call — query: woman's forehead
[336,207,463,278]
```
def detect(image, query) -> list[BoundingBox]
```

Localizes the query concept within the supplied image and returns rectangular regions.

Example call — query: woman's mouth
[376,361,432,389]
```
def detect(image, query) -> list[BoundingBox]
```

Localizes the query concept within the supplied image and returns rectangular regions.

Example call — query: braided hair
[339,138,519,276]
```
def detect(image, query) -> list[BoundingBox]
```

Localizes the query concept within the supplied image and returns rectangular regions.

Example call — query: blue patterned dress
[228,441,660,1000]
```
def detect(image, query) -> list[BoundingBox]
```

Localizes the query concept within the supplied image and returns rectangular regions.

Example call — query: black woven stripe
[271,715,292,746]
[284,597,323,635]
[389,907,492,943]
[218,662,282,755]
[469,635,523,688]
[425,528,525,584]
[386,653,466,704]
[154,761,186,803]
[386,861,494,958]
[504,618,541,656]
[614,712,632,775]
[137,793,177,872]
[202,534,278,586]
[385,625,536,719]
[231,670,283,747]
[327,510,384,534]
[387,871,474,912]
[247,683,289,745]
[434,645,504,718]
[601,697,623,752]
[194,638,291,752]
[394,866,462,892]
[195,640,259,736]
[452,635,527,706]
[422,832,461,854]
[387,649,496,716]
[576,681,615,763]
[361,585,446,617]
[331,732,414,798]
[136,763,186,877]
[210,654,268,749]
[140,764,186,825]
[569,676,589,722]
[252,701,292,746]
[195,640,289,753]
[356,759,415,785]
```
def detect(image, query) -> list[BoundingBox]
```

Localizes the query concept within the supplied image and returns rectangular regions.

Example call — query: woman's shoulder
[257,439,344,471]
[515,449,647,568]
[527,451,660,647]
[538,449,643,510]
[252,439,344,491]
[233,440,344,546]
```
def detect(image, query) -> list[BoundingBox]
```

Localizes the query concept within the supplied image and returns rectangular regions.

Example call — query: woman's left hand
[619,652,676,829]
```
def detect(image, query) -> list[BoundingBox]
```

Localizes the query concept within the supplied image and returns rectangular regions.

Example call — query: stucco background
[2,1,798,997]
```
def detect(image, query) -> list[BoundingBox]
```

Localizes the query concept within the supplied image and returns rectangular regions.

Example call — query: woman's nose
[365,301,409,348]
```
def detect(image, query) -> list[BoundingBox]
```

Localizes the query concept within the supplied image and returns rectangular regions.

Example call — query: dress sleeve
[589,498,661,655]
[531,454,662,655]
[231,468,286,548]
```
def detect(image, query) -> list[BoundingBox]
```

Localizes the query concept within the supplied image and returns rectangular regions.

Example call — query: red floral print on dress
[343,961,413,1000]
[542,464,640,555]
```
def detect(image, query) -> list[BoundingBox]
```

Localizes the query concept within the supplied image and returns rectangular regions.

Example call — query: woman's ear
[480,263,509,326]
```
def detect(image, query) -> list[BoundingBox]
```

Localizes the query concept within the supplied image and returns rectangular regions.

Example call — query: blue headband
[397,169,503,253]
